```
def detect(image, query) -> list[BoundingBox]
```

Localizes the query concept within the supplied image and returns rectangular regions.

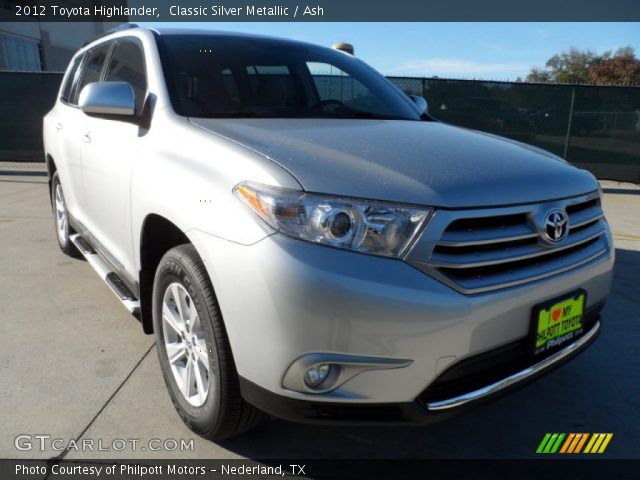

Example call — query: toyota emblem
[544,210,568,242]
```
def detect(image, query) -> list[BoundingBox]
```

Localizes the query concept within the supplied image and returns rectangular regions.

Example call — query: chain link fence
[1,71,639,182]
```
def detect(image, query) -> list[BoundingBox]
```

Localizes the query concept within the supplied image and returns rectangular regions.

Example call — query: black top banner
[2,0,640,22]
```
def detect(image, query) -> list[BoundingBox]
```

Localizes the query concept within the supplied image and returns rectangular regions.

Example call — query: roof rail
[83,23,139,46]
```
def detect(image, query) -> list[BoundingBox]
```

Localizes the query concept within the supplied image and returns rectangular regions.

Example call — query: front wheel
[152,244,267,441]
[51,172,81,258]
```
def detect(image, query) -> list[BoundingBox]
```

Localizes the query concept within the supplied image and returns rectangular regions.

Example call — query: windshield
[157,34,421,120]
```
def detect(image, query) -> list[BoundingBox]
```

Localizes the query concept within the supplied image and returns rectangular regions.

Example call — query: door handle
[56,123,63,131]
[82,133,92,143]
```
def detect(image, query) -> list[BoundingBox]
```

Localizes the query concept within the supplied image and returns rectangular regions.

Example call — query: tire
[152,244,267,441]
[51,172,81,258]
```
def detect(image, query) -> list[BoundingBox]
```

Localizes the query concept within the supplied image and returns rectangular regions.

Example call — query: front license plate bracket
[531,290,587,355]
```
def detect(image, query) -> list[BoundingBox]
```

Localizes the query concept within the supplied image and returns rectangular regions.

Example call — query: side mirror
[409,95,428,114]
[79,82,135,116]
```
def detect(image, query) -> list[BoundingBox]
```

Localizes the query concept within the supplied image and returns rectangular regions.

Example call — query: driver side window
[105,39,148,114]
[74,43,111,104]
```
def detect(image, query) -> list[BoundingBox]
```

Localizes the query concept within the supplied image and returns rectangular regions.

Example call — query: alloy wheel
[54,183,68,245]
[162,283,211,407]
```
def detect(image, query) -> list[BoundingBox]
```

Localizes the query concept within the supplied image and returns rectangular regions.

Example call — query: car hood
[190,118,598,208]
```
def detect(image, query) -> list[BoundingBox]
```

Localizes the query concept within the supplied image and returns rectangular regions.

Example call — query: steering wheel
[313,99,346,110]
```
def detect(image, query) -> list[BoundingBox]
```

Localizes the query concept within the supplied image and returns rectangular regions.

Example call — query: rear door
[80,37,149,282]
[50,52,87,219]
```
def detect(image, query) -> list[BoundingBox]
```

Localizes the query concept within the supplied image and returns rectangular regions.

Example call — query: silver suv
[43,26,614,440]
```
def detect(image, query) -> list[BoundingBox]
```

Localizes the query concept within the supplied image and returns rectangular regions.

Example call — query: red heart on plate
[552,308,562,321]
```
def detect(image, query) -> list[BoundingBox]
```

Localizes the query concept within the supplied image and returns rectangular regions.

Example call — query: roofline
[83,23,140,46]
[146,27,328,49]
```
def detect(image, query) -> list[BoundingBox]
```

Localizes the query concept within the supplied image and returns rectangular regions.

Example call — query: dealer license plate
[532,291,586,355]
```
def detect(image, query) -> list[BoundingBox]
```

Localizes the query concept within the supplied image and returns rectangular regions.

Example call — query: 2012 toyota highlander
[43,26,614,440]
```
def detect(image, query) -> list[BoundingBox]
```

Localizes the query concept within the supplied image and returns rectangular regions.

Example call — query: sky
[139,22,640,81]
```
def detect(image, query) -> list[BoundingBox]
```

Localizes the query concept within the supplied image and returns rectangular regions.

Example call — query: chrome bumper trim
[426,321,601,411]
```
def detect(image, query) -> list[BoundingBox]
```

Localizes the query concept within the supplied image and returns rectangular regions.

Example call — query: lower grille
[405,192,610,294]
[308,404,405,421]
[419,302,604,405]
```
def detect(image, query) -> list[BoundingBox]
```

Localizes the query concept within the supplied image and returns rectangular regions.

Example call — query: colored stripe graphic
[537,433,565,454]
[597,433,613,453]
[550,433,565,453]
[585,433,614,454]
[538,433,613,454]
[592,434,606,452]
[594,434,609,452]
[544,433,559,453]
[559,433,575,453]
[567,433,586,453]
[574,433,589,453]
[584,434,598,453]
[536,433,551,453]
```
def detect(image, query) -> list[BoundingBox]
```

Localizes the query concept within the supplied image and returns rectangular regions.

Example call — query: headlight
[233,181,432,258]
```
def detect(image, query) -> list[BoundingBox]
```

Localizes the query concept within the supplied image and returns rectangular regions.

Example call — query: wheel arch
[138,213,192,334]
[46,154,57,203]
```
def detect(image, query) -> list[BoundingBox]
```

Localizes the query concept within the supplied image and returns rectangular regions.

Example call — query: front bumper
[240,318,602,425]
[188,224,613,413]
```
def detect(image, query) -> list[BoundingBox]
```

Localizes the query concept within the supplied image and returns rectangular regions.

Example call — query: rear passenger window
[60,54,83,104]
[105,39,147,113]
[75,43,111,102]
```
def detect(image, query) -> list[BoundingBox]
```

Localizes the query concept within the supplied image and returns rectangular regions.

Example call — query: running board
[70,234,140,316]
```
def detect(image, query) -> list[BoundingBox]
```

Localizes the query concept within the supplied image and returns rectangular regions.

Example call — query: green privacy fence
[1,71,639,183]
[0,72,62,167]
[389,76,640,183]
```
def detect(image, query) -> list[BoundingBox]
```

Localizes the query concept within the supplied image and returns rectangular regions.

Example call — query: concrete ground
[0,175,638,460]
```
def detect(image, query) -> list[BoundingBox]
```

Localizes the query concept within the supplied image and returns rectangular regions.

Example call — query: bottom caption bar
[2,459,638,480]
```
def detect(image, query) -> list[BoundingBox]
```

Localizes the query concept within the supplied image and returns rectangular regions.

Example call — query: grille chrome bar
[430,221,606,269]
[569,207,604,229]
[436,240,608,294]
[437,225,538,247]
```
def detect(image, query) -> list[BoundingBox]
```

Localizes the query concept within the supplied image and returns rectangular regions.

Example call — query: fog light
[304,364,331,388]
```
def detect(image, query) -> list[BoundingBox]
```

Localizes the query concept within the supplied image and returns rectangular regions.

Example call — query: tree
[526,48,598,84]
[525,46,640,86]
[525,68,551,83]
[590,47,640,86]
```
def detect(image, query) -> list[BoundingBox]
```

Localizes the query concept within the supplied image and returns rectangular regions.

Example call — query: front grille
[406,192,610,294]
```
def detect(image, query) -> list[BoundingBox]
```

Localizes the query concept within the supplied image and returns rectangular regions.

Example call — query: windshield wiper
[324,111,406,120]
[188,111,267,118]
[188,111,412,120]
